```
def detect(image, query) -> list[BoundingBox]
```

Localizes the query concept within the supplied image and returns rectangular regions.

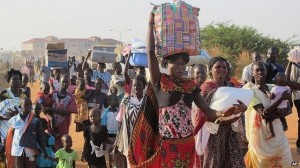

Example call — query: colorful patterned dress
[74,88,89,132]
[128,74,199,168]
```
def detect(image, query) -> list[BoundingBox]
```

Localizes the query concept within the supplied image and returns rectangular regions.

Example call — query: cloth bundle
[287,47,300,63]
[196,87,253,155]
[153,0,200,57]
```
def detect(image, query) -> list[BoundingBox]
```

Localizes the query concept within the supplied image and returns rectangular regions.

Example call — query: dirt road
[30,82,300,167]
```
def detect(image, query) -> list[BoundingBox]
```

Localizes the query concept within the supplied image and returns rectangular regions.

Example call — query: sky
[0,0,299,51]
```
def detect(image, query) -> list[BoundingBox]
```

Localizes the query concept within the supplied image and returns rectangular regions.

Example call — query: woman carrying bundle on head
[127,10,246,168]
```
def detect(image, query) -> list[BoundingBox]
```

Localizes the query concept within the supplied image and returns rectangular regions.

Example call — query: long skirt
[203,124,245,168]
[129,136,195,168]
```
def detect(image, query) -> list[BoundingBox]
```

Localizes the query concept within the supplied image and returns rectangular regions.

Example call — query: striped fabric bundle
[153,0,200,57]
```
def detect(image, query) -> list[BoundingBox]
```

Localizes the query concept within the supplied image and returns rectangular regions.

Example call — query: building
[21,36,121,60]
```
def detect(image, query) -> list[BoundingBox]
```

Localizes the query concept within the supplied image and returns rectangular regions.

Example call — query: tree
[201,22,295,77]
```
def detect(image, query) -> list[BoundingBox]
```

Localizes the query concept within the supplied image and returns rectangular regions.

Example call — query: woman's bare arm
[193,93,222,121]
[123,54,131,84]
[147,11,161,86]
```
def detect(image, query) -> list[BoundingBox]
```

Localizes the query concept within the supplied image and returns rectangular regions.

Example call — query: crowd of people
[0,44,298,168]
[0,11,299,168]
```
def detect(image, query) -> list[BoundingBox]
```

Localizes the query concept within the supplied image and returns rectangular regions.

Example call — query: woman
[84,68,95,90]
[243,61,292,167]
[0,69,26,141]
[47,74,78,150]
[199,57,245,168]
[128,12,245,168]
[115,75,146,167]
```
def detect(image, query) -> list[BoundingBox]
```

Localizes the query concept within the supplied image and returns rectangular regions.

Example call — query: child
[82,108,108,168]
[86,78,107,110]
[101,95,120,168]
[110,62,125,100]
[36,82,58,137]
[7,96,48,168]
[123,53,147,97]
[115,75,146,167]
[84,68,95,90]
[34,102,42,118]
[266,72,290,139]
[191,64,207,87]
[109,86,118,97]
[68,75,77,94]
[51,74,77,150]
[22,73,31,98]
[47,134,78,168]
[74,78,89,132]
[36,118,56,168]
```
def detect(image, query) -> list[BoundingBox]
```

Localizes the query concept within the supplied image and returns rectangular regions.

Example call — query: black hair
[134,66,145,71]
[60,74,70,82]
[208,56,227,71]
[94,77,104,83]
[251,60,266,71]
[192,64,207,73]
[5,68,22,83]
[77,77,85,83]
[207,56,227,77]
[112,62,121,69]
[268,47,279,55]
[89,107,102,116]
[133,75,147,87]
[40,82,50,89]
[84,68,93,76]
[109,95,119,103]
[250,60,267,83]
[98,63,106,69]
[160,53,190,68]
[251,51,260,56]
[71,75,77,79]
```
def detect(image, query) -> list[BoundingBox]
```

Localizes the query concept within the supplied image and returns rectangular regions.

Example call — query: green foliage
[201,22,295,68]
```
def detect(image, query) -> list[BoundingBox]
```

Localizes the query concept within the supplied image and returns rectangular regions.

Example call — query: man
[265,47,285,84]
[25,59,35,87]
[39,58,51,84]
[68,56,79,77]
[241,51,261,84]
[77,56,85,78]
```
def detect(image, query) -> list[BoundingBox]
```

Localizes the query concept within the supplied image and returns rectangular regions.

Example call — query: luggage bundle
[153,0,200,57]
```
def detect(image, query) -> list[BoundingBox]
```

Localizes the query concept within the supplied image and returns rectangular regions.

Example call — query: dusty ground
[30,81,300,167]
